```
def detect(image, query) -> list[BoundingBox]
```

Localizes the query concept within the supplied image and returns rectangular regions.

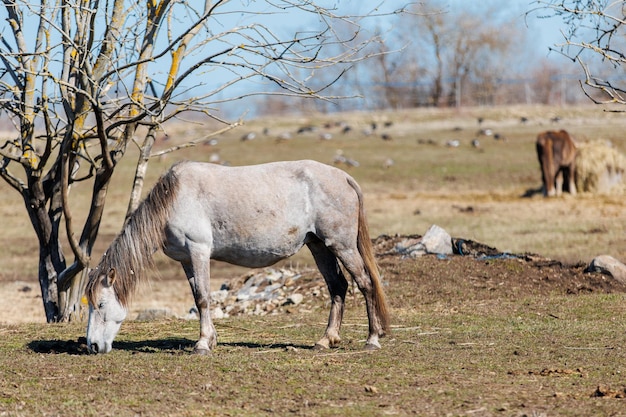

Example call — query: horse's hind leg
[307,238,348,349]
[564,165,577,195]
[334,249,385,350]
[182,258,217,354]
[555,169,564,196]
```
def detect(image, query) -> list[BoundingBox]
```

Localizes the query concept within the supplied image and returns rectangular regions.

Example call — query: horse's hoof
[364,343,381,351]
[313,343,327,351]
[193,347,211,355]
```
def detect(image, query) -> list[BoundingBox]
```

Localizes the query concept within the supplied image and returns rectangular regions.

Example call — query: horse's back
[536,130,576,165]
[172,159,356,199]
[165,160,360,267]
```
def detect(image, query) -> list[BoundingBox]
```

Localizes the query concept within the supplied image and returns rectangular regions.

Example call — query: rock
[285,293,304,306]
[151,267,321,320]
[211,307,226,319]
[265,269,285,282]
[135,308,176,321]
[421,225,453,254]
[184,306,199,320]
[585,255,626,284]
[396,225,453,257]
[211,289,229,304]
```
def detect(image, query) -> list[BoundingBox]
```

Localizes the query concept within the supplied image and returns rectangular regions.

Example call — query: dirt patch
[377,235,626,305]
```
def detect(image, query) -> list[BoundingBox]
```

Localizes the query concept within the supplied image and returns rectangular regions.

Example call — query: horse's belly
[211,243,304,268]
[212,251,294,268]
[164,210,313,267]
[198,197,316,267]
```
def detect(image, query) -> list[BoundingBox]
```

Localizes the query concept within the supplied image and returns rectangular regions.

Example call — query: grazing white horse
[86,160,390,354]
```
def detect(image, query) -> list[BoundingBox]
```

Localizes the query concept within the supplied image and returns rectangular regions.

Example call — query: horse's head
[86,268,127,354]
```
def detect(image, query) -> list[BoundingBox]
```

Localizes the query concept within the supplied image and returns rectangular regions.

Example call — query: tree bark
[25,175,64,322]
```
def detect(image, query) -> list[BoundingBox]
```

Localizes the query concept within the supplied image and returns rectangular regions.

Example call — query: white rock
[586,255,626,284]
[396,225,453,257]
[286,293,304,306]
[211,289,229,303]
[420,224,453,255]
[211,307,225,319]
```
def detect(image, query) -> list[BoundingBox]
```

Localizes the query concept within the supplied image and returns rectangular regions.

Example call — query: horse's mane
[86,167,180,307]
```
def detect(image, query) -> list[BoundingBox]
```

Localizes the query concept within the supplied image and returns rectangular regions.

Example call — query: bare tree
[531,0,626,106]
[529,59,562,104]
[0,0,404,322]
[370,1,526,109]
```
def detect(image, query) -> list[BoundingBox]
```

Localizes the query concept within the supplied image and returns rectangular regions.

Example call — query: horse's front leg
[182,259,217,355]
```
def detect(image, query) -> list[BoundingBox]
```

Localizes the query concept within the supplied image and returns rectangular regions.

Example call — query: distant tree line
[255,1,619,115]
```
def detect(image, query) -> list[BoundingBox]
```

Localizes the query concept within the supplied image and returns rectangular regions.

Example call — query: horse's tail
[348,177,391,336]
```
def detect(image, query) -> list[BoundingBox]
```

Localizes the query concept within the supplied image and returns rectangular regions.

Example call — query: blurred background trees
[257,0,604,115]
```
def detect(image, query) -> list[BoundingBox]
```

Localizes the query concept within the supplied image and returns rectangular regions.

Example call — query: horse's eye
[98,302,105,309]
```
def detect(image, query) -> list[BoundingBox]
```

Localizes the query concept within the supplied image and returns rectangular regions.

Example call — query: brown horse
[86,160,390,354]
[536,130,577,197]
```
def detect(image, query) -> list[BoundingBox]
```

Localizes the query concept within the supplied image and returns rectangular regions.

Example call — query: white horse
[86,160,390,354]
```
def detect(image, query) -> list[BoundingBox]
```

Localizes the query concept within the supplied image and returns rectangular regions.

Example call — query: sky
[519,1,571,53]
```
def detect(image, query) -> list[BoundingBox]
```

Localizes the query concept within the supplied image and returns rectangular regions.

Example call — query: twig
[150,120,244,157]
[565,346,614,350]
[314,350,374,357]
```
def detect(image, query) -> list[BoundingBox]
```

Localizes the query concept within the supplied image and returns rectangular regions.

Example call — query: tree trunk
[24,155,89,322]
[58,268,89,322]
[24,173,62,322]
[37,247,60,323]
[126,127,157,218]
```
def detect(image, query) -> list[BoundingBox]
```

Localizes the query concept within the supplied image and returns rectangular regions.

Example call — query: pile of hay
[575,140,626,194]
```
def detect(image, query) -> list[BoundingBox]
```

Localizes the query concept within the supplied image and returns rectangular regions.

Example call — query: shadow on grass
[521,186,544,198]
[27,336,195,355]
[220,341,314,350]
[28,337,91,355]
[28,337,313,355]
[114,337,196,353]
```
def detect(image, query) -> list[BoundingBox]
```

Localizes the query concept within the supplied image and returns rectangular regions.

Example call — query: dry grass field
[1,105,626,416]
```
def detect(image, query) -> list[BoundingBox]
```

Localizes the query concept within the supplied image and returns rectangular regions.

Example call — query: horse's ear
[105,268,117,287]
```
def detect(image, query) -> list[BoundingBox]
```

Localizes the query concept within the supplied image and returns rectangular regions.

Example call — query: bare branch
[532,1,626,107]
[60,129,89,271]
[151,119,244,157]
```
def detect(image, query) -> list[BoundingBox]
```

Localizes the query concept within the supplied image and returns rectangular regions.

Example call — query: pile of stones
[203,267,329,319]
